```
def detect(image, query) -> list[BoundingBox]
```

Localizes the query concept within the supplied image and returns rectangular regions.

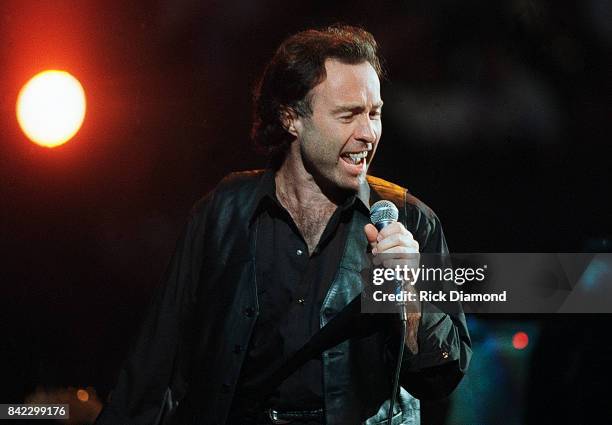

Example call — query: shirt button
[297,298,305,305]
[296,249,304,256]
[442,351,449,359]
[243,307,255,317]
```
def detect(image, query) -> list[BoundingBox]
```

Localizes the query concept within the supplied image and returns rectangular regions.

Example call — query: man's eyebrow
[331,101,384,114]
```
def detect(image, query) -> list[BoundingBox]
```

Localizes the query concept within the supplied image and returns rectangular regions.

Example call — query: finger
[380,246,420,256]
[379,250,420,269]
[364,223,379,244]
[364,223,380,254]
[376,233,419,253]
[377,222,410,240]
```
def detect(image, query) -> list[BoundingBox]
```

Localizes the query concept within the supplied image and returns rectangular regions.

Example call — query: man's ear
[280,107,300,137]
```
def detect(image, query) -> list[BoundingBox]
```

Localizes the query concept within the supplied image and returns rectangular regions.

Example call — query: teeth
[348,151,367,161]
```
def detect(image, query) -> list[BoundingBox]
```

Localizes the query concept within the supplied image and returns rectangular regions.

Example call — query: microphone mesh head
[370,200,399,226]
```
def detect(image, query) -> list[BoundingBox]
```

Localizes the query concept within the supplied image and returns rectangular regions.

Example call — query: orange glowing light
[512,331,529,350]
[76,388,89,402]
[16,70,86,148]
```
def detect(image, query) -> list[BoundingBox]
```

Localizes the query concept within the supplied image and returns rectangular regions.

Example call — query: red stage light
[76,388,89,402]
[512,331,529,350]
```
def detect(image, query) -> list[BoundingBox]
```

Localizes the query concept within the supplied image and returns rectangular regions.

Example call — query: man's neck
[274,146,341,254]
[274,146,339,211]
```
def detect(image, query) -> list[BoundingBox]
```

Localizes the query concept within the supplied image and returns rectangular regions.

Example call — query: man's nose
[354,115,377,143]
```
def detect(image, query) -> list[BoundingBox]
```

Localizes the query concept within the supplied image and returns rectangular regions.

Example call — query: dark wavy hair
[251,24,384,167]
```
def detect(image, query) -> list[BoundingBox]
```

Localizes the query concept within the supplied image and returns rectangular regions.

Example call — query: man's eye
[370,111,382,119]
[340,115,354,121]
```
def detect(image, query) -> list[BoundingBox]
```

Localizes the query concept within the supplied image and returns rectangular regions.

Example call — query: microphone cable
[387,312,407,425]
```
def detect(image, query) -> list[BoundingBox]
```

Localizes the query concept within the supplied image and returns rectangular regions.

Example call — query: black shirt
[230,171,369,413]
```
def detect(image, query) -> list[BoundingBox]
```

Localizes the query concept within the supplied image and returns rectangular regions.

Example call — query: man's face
[291,59,383,192]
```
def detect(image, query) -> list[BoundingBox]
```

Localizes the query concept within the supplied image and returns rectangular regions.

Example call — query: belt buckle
[267,408,292,424]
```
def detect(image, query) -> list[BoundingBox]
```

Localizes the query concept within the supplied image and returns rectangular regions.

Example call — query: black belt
[226,406,325,425]
[266,408,325,424]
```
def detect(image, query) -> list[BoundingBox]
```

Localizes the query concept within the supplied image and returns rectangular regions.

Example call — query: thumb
[364,223,378,245]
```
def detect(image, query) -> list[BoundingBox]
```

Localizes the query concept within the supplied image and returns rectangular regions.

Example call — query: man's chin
[334,174,364,193]
[307,166,363,197]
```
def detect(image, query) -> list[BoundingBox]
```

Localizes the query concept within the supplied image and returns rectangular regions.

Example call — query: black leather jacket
[95,170,471,425]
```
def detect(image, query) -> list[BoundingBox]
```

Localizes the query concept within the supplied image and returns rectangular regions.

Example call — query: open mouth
[340,150,368,166]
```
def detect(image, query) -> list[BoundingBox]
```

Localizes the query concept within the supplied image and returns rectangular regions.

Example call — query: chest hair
[276,181,339,255]
[289,206,336,255]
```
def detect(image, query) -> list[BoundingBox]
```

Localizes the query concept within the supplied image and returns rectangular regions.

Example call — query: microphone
[369,200,407,322]
[370,200,399,231]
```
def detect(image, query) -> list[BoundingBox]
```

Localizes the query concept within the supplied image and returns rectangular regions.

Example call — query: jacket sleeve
[94,197,211,425]
[396,209,472,400]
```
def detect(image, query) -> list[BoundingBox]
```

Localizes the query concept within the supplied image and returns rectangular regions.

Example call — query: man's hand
[364,222,420,270]
[364,222,421,353]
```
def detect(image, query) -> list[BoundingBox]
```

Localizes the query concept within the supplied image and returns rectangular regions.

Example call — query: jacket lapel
[320,206,370,326]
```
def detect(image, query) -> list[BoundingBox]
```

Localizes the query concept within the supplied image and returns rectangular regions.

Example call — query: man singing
[95,25,471,425]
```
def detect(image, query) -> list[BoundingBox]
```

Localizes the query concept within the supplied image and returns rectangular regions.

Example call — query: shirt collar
[250,169,371,222]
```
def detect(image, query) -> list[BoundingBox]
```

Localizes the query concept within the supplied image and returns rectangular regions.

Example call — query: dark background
[1,1,611,424]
